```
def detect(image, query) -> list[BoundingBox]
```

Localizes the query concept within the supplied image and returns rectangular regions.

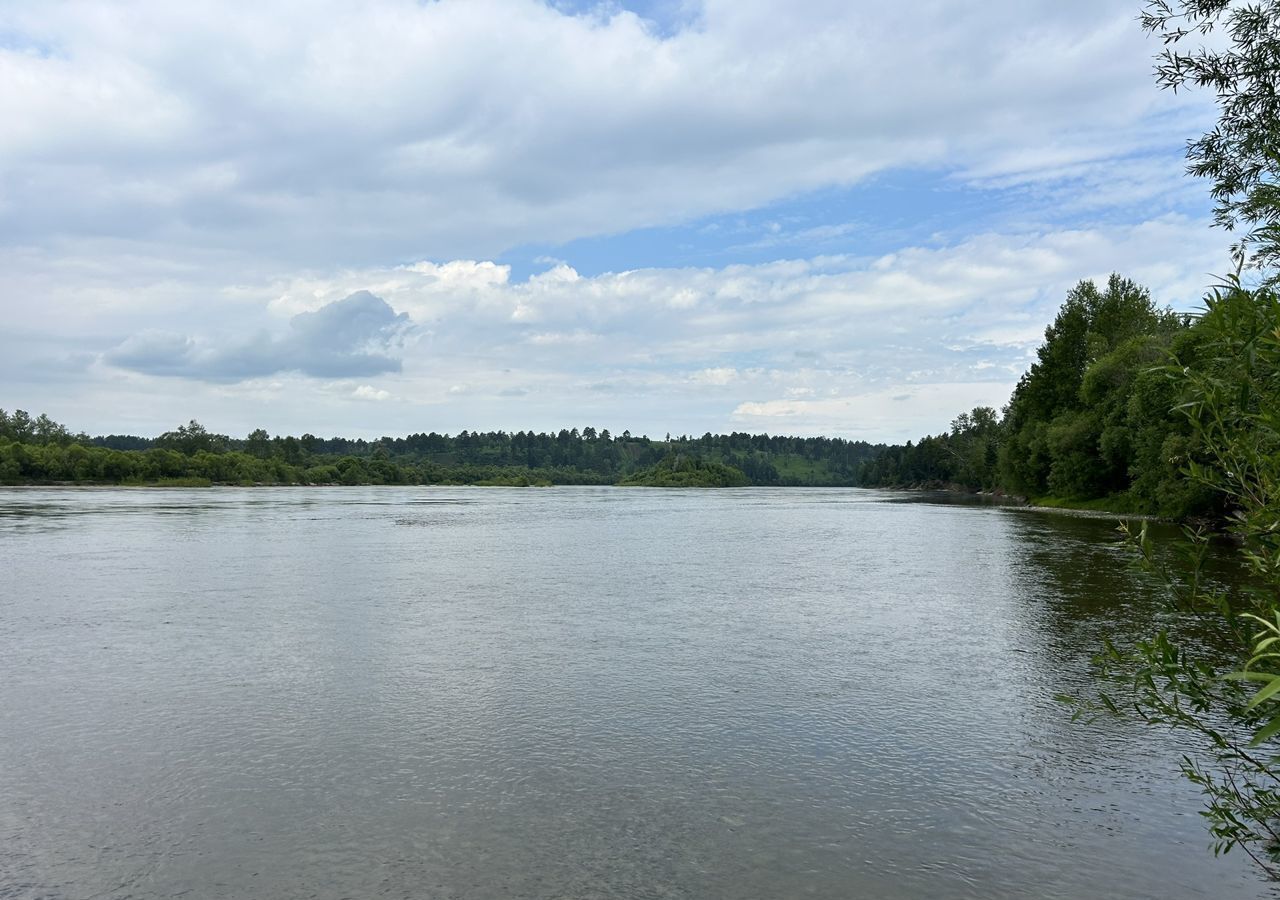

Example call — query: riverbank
[875,481,1164,520]
[1024,493,1155,516]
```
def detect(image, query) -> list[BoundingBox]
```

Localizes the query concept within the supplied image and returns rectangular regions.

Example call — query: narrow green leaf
[1245,675,1280,710]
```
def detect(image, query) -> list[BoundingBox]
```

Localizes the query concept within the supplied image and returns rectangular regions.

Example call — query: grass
[1027,493,1150,516]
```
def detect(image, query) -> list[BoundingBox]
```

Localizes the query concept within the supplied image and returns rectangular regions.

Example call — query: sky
[0,0,1233,443]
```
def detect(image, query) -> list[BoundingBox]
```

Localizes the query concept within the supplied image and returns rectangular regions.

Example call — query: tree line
[857,274,1226,519]
[0,412,884,487]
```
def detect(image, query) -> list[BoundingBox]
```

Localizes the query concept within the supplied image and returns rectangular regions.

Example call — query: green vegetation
[858,404,1004,495]
[1023,494,1150,515]
[1076,279,1280,873]
[1062,0,1280,878]
[1143,0,1280,274]
[620,454,749,487]
[0,413,881,488]
[858,275,1216,519]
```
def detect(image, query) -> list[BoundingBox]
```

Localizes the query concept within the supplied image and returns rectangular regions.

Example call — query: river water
[0,486,1271,899]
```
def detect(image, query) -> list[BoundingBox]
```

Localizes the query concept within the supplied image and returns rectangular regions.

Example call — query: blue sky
[0,0,1231,442]
[501,156,1213,279]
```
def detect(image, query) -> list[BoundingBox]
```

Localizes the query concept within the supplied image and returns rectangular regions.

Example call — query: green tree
[157,420,226,456]
[6,409,34,443]
[33,413,70,445]
[245,428,272,459]
[1069,6,1280,871]
[1001,276,1180,497]
[278,435,305,465]
[1142,0,1280,271]
[1079,281,1280,873]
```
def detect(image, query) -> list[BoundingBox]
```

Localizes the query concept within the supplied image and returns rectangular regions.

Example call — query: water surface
[0,486,1269,899]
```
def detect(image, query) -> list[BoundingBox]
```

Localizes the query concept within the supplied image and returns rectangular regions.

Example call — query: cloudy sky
[0,0,1230,442]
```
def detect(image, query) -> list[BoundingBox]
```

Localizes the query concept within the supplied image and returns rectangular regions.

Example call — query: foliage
[620,454,749,487]
[1072,280,1280,874]
[857,406,1001,491]
[860,275,1204,517]
[0,409,81,446]
[1142,0,1280,272]
[1049,3,1280,873]
[1001,275,1185,499]
[155,419,228,456]
[0,415,880,488]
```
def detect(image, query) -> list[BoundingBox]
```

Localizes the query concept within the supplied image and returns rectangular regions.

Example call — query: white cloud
[2,214,1229,442]
[352,384,391,402]
[690,367,738,386]
[104,291,410,380]
[0,0,1210,270]
[527,330,601,346]
[731,381,1017,438]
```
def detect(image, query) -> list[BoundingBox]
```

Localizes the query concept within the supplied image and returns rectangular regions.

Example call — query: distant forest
[0,411,883,488]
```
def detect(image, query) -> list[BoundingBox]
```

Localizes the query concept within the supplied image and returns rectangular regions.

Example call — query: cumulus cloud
[64,213,1209,440]
[105,291,409,381]
[0,213,1220,441]
[352,384,391,402]
[267,214,1224,372]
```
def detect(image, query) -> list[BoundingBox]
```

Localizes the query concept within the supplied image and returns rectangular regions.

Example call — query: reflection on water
[0,486,1269,899]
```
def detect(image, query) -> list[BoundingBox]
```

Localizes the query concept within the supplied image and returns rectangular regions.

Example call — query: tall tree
[1143,0,1280,271]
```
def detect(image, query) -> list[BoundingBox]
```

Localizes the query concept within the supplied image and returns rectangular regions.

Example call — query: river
[0,486,1269,899]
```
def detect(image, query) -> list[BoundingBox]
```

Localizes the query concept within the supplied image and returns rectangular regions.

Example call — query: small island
[620,454,749,487]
